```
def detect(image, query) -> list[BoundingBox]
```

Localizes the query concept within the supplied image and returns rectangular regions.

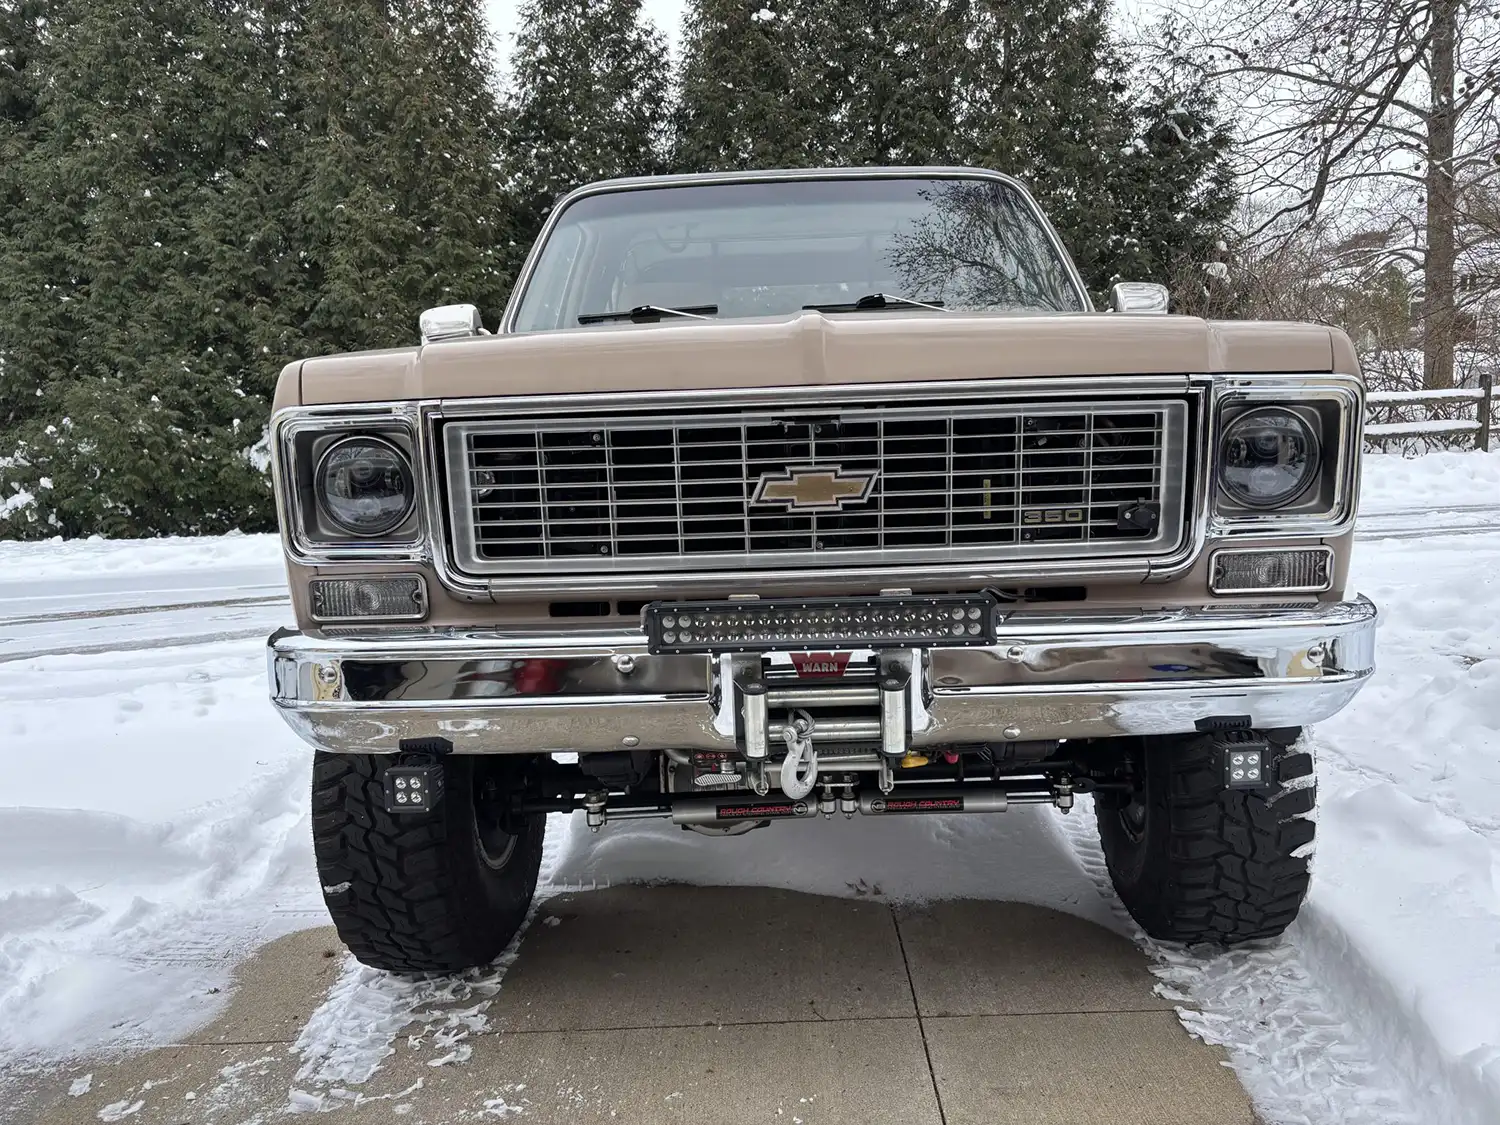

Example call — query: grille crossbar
[444,399,1189,575]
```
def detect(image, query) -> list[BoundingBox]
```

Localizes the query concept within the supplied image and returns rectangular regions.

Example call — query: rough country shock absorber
[667,785,1043,825]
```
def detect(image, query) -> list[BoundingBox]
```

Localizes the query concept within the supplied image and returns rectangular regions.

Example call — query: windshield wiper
[578,304,718,325]
[803,293,947,314]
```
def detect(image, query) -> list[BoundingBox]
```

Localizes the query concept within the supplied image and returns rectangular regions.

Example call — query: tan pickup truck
[267,168,1377,973]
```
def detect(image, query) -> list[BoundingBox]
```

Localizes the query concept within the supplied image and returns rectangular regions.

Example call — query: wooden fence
[1364,370,1495,452]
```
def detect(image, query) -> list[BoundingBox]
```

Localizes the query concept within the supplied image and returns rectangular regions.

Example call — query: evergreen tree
[1111,29,1236,304]
[0,0,518,538]
[283,0,516,351]
[0,0,45,143]
[502,0,670,255]
[674,0,961,171]
[953,0,1138,299]
[0,0,69,436]
[673,0,816,171]
[671,0,1238,303]
[0,0,274,536]
[797,0,962,166]
[955,2,1237,299]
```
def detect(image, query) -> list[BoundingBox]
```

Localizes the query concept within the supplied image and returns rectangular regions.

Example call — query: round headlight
[1219,407,1320,509]
[315,436,414,537]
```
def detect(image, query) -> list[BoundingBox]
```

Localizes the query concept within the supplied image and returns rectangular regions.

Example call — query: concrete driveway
[15,886,1258,1124]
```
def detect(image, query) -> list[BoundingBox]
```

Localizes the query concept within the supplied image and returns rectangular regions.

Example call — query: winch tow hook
[780,709,819,799]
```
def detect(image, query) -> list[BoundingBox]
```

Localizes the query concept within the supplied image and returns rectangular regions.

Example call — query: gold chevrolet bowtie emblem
[752,465,878,512]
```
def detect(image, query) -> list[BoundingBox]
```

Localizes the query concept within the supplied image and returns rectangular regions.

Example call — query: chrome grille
[444,399,1189,575]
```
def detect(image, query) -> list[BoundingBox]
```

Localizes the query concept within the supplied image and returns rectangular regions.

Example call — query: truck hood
[287,312,1355,407]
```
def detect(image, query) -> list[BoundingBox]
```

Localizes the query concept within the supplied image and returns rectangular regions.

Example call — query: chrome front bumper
[267,598,1377,756]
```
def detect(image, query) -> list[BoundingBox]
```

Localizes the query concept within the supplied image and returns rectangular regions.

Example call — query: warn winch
[496,638,1083,834]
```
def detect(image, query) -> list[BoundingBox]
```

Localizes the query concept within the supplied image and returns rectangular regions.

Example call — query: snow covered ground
[1,450,1498,1124]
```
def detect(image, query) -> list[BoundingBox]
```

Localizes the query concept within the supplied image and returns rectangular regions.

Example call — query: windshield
[509,176,1087,333]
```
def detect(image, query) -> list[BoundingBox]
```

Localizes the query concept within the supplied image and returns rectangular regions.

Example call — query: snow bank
[0,642,319,1064]
[1054,804,1437,1125]
[1359,448,1500,514]
[0,531,280,582]
[1305,528,1500,1121]
[546,802,1115,922]
[0,531,285,625]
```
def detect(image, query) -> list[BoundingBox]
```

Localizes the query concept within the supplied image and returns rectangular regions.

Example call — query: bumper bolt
[1005,645,1027,663]
[621,735,640,747]
[1003,725,1021,739]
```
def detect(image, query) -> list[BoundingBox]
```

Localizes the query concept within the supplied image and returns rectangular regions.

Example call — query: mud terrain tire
[1095,729,1314,944]
[311,752,545,973]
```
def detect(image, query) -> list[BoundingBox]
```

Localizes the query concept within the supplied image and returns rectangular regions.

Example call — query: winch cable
[779,709,819,799]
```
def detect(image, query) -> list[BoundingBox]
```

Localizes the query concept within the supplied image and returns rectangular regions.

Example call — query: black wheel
[311,752,545,973]
[1095,728,1315,945]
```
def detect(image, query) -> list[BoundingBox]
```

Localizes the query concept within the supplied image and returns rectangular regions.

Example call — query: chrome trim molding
[414,377,1208,597]
[268,597,1377,755]
[499,167,1095,333]
[432,375,1198,416]
[271,405,432,567]
[1208,373,1364,540]
[440,396,1190,578]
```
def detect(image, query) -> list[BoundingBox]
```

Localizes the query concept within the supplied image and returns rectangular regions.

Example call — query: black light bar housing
[643,595,999,655]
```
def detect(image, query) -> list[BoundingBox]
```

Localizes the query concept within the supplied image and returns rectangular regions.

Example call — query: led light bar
[1210,547,1332,595]
[644,595,998,655]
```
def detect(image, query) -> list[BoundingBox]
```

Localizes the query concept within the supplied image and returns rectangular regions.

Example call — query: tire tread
[311,752,542,973]
[1097,730,1314,944]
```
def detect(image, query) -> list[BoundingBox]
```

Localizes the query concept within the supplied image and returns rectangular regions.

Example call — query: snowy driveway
[15,889,1260,1125]
[2,450,1499,1124]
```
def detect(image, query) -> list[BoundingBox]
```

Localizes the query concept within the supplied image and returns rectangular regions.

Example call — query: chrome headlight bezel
[271,406,429,563]
[1209,374,1363,539]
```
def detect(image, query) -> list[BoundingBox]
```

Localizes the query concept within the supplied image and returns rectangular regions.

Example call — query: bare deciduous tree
[1160,0,1500,388]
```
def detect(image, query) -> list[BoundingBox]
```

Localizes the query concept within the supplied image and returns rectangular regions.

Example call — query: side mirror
[1109,282,1170,314]
[419,303,486,344]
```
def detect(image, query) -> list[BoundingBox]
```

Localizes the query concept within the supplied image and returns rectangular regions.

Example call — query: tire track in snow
[0,593,284,628]
[1050,795,1481,1125]
[285,814,596,1107]
[1356,505,1500,541]
[1357,521,1500,542]
[0,627,275,663]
